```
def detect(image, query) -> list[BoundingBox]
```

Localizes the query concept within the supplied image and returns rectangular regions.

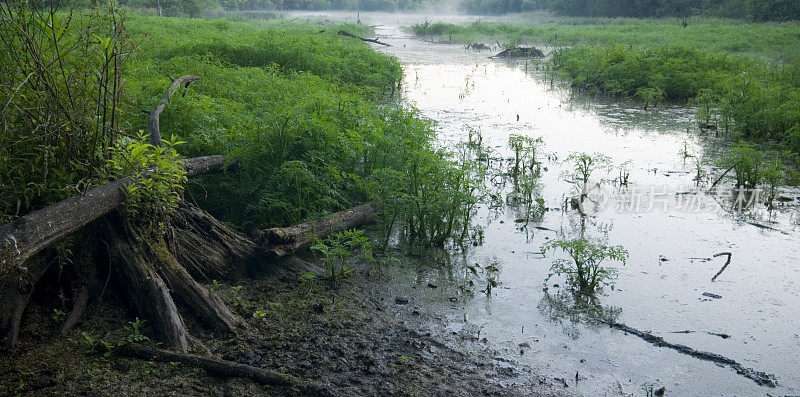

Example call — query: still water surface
[296,12,800,395]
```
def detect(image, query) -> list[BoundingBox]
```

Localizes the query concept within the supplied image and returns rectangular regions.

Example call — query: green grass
[122,15,478,241]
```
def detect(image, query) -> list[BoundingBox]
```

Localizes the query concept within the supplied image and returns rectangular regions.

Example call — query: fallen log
[337,30,391,47]
[0,155,227,277]
[261,202,379,259]
[169,201,257,281]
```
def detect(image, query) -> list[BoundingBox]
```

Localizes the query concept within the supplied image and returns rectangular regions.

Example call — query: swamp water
[297,13,800,395]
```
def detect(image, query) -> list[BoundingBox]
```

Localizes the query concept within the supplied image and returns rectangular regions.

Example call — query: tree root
[116,343,333,396]
[60,283,88,336]
[107,223,194,352]
[169,201,256,281]
[0,256,48,349]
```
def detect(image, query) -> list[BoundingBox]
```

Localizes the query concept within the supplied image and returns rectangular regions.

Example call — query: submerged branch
[711,252,732,282]
[337,30,391,47]
[598,319,777,387]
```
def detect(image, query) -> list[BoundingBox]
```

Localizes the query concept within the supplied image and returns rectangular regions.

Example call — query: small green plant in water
[563,152,612,211]
[311,229,373,281]
[693,156,707,186]
[541,238,628,294]
[508,134,543,179]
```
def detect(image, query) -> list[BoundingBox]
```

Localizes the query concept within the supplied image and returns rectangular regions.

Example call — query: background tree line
[460,0,800,21]
[36,0,798,20]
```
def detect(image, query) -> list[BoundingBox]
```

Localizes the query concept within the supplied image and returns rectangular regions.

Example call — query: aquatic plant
[541,238,628,294]
[508,134,543,178]
[563,152,612,211]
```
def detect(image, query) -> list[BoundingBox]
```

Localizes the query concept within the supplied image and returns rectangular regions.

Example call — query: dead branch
[116,343,333,395]
[144,75,200,146]
[598,319,776,387]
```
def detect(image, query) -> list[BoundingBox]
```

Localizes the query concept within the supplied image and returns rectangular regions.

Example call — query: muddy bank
[0,248,574,396]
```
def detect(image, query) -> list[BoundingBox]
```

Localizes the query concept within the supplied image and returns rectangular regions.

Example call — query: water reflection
[537,288,621,340]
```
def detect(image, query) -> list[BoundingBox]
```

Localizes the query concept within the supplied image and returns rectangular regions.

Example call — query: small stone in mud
[702,292,722,299]
[395,296,409,305]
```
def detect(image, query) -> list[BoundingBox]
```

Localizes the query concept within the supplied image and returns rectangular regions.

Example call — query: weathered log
[116,343,332,395]
[0,155,227,277]
[261,202,378,259]
[145,75,200,147]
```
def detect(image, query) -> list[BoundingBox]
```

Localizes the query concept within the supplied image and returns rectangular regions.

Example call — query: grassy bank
[411,18,800,62]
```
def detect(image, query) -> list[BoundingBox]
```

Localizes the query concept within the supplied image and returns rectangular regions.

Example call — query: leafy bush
[108,133,188,222]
